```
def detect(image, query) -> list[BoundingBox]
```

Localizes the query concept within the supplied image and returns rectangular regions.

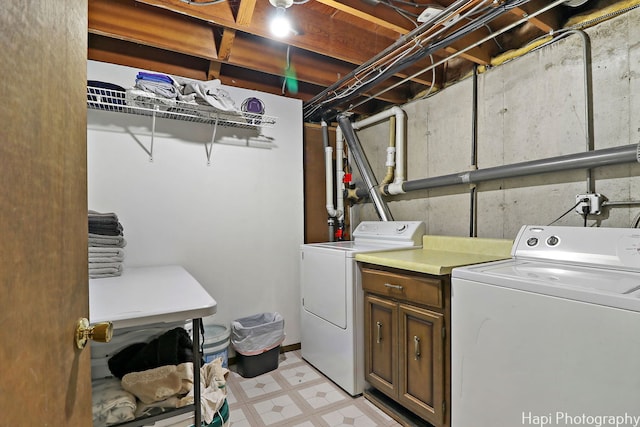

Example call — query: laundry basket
[231,312,285,378]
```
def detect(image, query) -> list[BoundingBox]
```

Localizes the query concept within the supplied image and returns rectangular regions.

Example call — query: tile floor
[225,350,402,427]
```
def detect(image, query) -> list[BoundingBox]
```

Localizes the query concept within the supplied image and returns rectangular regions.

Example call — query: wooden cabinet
[361,264,450,427]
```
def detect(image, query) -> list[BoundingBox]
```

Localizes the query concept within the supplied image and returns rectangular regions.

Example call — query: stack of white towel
[89,211,126,279]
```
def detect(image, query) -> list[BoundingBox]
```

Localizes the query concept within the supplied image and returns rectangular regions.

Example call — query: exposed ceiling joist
[87,0,624,121]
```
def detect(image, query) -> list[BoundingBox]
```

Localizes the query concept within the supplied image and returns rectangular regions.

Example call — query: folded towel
[92,378,137,427]
[89,262,123,270]
[89,210,120,225]
[89,223,124,236]
[89,264,124,279]
[89,246,125,263]
[90,257,125,265]
[89,247,125,258]
[136,72,174,84]
[89,234,127,248]
[135,80,178,99]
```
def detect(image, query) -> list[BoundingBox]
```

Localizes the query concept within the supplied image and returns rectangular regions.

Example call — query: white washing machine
[451,225,640,427]
[300,221,425,396]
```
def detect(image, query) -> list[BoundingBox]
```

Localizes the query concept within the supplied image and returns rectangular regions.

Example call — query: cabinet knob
[75,318,113,349]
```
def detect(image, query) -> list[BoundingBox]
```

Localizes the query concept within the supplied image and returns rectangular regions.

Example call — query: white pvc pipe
[353,106,406,195]
[335,126,345,221]
[324,120,340,219]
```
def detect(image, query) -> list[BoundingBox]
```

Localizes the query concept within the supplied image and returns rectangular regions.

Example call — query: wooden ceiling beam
[88,32,410,104]
[227,34,412,103]
[134,0,399,65]
[88,34,211,81]
[313,0,410,34]
[89,0,218,60]
[236,0,257,26]
[93,0,432,87]
[507,0,561,33]
[128,0,434,88]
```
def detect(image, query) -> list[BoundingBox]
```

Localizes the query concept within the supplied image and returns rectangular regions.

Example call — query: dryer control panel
[353,221,426,247]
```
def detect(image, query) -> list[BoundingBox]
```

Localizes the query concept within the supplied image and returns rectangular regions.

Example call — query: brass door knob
[76,318,113,349]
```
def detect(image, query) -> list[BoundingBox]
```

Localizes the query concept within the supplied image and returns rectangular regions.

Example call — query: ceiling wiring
[303,0,569,121]
[304,0,502,119]
[342,0,567,115]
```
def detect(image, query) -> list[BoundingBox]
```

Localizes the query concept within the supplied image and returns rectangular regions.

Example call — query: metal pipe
[344,0,568,114]
[470,65,479,238]
[547,30,594,194]
[303,0,472,113]
[392,144,640,192]
[338,114,394,221]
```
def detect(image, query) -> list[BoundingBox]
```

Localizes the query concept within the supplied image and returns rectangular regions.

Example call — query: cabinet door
[398,304,445,425]
[364,294,397,398]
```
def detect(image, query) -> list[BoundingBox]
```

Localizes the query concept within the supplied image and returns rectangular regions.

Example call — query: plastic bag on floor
[231,312,285,356]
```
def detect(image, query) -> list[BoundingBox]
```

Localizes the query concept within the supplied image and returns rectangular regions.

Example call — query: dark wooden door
[399,304,445,425]
[365,294,397,398]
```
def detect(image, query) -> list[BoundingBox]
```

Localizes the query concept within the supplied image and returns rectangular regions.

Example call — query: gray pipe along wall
[335,23,640,228]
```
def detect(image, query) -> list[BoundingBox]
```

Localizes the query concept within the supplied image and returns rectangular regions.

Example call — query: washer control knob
[526,237,538,247]
[396,224,407,233]
[546,236,560,246]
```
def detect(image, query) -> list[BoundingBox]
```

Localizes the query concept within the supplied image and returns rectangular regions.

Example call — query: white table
[89,265,217,427]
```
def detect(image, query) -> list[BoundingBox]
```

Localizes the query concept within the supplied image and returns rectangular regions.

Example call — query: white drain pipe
[324,121,345,240]
[335,126,345,223]
[353,106,406,195]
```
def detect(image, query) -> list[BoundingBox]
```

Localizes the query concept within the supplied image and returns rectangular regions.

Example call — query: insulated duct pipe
[386,144,640,193]
[353,106,407,195]
[338,114,394,221]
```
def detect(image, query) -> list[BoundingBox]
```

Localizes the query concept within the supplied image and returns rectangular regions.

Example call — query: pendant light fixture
[269,0,294,38]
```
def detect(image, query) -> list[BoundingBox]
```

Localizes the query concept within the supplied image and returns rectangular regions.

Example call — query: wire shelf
[87,87,276,129]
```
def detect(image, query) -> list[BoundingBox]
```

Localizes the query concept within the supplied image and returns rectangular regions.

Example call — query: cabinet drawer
[361,267,443,309]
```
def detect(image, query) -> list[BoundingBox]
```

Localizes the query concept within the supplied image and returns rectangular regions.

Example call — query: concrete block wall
[352,8,640,239]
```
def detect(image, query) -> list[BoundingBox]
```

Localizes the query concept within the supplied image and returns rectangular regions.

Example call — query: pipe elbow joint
[386,182,405,195]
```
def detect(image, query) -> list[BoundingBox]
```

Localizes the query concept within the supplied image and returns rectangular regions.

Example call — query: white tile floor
[225,350,402,427]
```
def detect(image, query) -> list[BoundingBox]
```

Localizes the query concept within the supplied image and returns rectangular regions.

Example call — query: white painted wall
[87,61,303,349]
[352,9,640,239]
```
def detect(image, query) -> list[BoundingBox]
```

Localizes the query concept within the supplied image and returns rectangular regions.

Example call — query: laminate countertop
[355,235,513,275]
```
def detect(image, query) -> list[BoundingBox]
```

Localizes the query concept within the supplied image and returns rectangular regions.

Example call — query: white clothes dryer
[300,221,425,396]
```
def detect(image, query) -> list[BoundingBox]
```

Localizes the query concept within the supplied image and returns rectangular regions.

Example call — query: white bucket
[203,323,230,368]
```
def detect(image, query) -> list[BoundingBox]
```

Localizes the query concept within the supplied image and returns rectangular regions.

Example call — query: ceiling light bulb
[270,6,291,38]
